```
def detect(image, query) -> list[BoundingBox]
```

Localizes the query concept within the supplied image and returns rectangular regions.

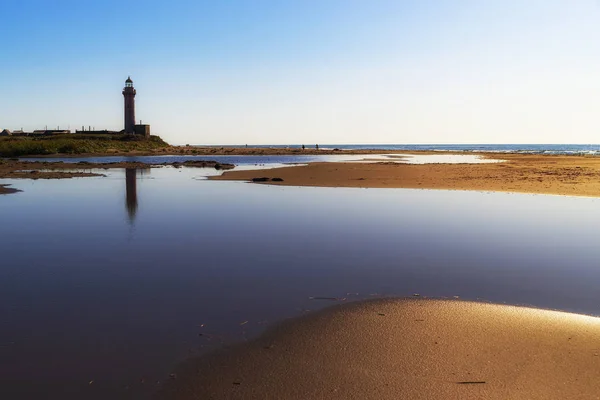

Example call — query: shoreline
[212,152,600,198]
[14,147,441,158]
[5,149,600,197]
[156,298,600,399]
[17,146,600,158]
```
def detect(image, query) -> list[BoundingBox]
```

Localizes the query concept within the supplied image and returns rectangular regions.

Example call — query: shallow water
[2,167,600,399]
[18,152,501,166]
[395,153,502,164]
[353,153,502,164]
[19,154,354,165]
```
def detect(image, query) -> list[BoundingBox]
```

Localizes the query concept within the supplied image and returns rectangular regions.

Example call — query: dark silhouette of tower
[125,168,138,223]
[122,77,136,134]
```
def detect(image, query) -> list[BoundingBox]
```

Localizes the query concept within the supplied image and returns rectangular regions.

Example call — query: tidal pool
[1,166,600,399]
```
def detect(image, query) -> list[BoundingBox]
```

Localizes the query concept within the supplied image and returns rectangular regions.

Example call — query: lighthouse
[122,76,136,134]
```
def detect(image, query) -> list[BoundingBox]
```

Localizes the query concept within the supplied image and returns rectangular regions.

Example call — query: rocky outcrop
[251,177,284,183]
[170,160,235,170]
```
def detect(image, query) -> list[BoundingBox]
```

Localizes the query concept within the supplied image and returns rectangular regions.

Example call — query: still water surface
[2,166,600,399]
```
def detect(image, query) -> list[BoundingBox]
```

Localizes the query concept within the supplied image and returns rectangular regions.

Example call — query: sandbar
[156,298,600,400]
[213,153,600,197]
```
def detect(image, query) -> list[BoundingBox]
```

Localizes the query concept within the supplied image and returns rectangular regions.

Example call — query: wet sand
[156,299,600,400]
[213,153,600,197]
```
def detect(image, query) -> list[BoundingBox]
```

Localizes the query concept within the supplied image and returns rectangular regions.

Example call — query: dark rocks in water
[213,162,234,170]
[0,184,21,195]
[251,177,284,183]
[167,160,235,170]
[181,160,235,170]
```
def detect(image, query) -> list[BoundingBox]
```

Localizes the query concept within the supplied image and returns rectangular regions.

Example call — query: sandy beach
[156,298,600,400]
[213,152,600,197]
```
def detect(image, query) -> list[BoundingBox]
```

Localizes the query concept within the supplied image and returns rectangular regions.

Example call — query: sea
[225,143,600,155]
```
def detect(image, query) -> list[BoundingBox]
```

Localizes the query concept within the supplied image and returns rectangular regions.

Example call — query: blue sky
[1,0,599,144]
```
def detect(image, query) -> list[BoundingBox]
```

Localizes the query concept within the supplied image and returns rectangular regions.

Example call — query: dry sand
[156,299,600,400]
[213,153,600,197]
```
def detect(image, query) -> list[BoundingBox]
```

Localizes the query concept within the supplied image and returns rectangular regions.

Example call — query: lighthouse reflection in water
[125,168,148,224]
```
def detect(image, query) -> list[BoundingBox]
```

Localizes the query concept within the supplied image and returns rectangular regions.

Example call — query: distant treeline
[0,134,168,157]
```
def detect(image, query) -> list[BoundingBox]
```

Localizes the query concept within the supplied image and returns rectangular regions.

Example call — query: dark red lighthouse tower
[122,76,136,134]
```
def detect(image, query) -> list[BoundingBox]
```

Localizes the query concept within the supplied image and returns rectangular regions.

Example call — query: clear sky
[1,0,599,145]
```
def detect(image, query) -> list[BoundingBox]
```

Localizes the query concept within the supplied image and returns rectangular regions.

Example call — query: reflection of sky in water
[1,168,600,398]
[394,153,502,164]
[19,154,356,165]
[349,154,502,164]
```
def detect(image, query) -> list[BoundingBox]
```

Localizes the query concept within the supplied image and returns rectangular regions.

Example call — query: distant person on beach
[316,144,319,150]
[302,144,305,150]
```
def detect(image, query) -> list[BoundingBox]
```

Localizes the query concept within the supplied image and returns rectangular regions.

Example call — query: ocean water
[225,143,600,155]
[3,167,600,399]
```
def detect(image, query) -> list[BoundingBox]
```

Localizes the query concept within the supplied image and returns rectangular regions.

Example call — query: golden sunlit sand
[156,299,600,399]
[213,152,600,197]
